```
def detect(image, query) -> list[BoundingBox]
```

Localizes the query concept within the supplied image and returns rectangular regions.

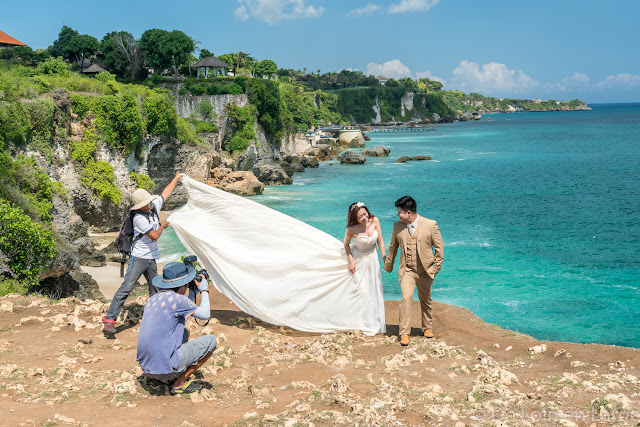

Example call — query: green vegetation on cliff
[443,90,588,113]
[332,87,453,123]
[224,104,257,152]
[0,152,62,295]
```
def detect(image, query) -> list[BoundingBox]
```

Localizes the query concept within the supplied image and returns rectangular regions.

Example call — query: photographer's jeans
[105,256,158,321]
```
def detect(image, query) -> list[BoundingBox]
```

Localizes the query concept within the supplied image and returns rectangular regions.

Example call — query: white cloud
[388,0,439,14]
[366,59,412,79]
[596,73,640,88]
[233,0,324,25]
[416,70,446,85]
[563,72,590,85]
[348,3,382,16]
[449,60,538,95]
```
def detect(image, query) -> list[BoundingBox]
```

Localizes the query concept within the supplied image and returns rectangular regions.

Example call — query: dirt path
[0,269,638,426]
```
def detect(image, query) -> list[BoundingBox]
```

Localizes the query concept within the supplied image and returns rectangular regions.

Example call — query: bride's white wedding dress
[168,176,386,336]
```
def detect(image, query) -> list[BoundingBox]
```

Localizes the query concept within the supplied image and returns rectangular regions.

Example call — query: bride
[168,176,387,336]
[343,202,386,333]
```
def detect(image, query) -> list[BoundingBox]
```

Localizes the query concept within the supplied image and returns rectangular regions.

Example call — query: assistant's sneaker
[102,316,116,334]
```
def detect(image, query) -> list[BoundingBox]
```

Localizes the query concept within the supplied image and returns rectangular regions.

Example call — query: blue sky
[3,0,639,103]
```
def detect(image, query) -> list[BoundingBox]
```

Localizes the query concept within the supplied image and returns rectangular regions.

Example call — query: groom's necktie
[407,224,414,236]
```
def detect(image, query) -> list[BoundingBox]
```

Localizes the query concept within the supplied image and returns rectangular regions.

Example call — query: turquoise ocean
[160,104,640,348]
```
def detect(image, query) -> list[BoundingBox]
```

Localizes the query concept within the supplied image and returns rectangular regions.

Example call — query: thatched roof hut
[191,56,230,78]
[83,64,106,75]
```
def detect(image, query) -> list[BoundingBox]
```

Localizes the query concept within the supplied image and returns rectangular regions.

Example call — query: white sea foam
[158,251,188,263]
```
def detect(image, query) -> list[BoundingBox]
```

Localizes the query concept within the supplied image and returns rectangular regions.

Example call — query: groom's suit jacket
[384,216,444,281]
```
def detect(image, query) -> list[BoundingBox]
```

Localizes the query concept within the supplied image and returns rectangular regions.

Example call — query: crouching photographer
[136,260,217,395]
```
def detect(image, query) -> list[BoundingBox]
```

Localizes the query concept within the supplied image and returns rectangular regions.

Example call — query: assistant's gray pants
[105,256,157,321]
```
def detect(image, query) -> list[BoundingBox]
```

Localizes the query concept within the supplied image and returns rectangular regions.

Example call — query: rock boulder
[207,168,264,196]
[339,151,366,165]
[362,146,390,157]
[251,162,293,185]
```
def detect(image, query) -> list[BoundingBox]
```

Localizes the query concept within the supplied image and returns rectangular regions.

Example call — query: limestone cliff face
[173,92,292,186]
[400,92,414,118]
[372,97,382,124]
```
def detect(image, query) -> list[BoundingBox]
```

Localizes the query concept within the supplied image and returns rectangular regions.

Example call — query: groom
[384,196,444,346]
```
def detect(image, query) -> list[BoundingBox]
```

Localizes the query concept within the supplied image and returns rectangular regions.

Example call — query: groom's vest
[405,231,425,273]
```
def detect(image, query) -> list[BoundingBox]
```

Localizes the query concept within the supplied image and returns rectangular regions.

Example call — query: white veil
[168,176,380,334]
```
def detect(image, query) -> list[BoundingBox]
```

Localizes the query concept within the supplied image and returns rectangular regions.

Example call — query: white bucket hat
[130,188,158,210]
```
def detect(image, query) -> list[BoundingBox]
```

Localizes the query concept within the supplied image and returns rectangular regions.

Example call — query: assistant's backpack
[115,206,158,277]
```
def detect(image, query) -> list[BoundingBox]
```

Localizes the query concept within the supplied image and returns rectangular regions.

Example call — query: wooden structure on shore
[319,124,436,134]
[366,124,437,133]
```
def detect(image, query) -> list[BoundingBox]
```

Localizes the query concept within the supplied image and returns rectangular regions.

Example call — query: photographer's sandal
[102,316,116,334]
[171,379,203,395]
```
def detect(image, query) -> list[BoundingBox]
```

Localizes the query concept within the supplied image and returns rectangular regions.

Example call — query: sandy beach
[0,263,638,426]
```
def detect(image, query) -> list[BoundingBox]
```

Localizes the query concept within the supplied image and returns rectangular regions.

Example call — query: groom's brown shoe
[423,329,434,338]
[399,335,410,346]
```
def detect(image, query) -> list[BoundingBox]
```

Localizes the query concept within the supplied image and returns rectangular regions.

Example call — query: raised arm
[374,218,386,259]
[343,228,356,274]
[383,223,398,273]
[147,221,170,241]
[160,171,183,202]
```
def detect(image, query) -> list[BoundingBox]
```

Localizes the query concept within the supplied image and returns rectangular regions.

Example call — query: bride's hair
[347,202,375,227]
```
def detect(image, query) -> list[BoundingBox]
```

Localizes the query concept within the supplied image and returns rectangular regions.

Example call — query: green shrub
[70,93,143,153]
[247,79,283,141]
[0,277,27,297]
[23,98,56,161]
[129,172,155,191]
[223,104,256,152]
[178,87,187,95]
[71,127,99,164]
[143,92,177,136]
[35,57,70,76]
[95,71,116,82]
[80,160,121,205]
[195,100,215,121]
[226,83,243,95]
[0,199,57,287]
[187,119,218,133]
[176,117,202,146]
[205,84,220,95]
[190,84,206,95]
[0,152,66,224]
[0,101,30,148]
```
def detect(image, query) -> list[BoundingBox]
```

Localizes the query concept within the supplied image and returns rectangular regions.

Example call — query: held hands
[383,264,392,273]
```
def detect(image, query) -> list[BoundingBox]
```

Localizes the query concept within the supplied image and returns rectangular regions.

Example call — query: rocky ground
[0,288,638,427]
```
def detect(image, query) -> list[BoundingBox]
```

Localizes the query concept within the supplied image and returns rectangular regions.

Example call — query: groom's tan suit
[384,216,444,336]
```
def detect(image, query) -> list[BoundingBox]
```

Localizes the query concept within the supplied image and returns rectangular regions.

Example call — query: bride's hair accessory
[350,201,365,211]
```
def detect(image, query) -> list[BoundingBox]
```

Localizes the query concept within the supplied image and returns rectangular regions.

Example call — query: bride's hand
[348,261,356,274]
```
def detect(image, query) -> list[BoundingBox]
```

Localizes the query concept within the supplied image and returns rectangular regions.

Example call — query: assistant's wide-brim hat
[152,262,197,289]
[130,188,159,210]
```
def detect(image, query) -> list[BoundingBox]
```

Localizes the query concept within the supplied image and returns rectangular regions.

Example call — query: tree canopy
[255,59,277,78]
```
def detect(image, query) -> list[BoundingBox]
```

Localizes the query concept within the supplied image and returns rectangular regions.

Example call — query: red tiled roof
[0,30,27,46]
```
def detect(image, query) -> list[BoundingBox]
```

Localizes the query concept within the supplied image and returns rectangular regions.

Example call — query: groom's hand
[383,264,392,273]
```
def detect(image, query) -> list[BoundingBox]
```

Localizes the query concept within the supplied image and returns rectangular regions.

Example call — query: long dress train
[168,176,386,336]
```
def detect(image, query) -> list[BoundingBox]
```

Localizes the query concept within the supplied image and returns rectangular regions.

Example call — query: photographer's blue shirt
[137,291,197,374]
